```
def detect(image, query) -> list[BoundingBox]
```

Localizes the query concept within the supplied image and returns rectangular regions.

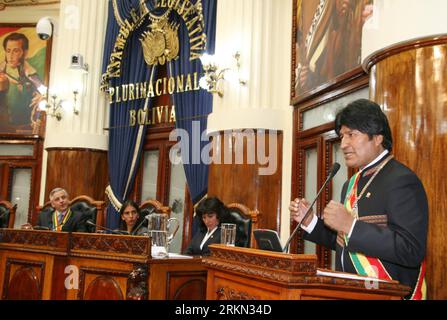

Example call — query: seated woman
[119,200,148,236]
[185,196,230,256]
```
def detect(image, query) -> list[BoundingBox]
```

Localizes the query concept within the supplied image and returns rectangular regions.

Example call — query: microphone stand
[130,207,154,236]
[86,220,128,235]
[33,226,50,230]
[283,163,340,253]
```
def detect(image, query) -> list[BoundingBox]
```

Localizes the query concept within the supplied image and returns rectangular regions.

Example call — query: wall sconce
[39,90,80,121]
[232,51,247,86]
[199,51,247,97]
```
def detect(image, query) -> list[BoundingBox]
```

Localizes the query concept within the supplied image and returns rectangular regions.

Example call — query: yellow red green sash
[410,260,427,300]
[344,172,392,280]
[344,170,426,300]
[52,209,72,232]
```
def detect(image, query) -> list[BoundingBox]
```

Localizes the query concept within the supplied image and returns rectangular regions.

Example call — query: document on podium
[316,268,396,283]
[166,253,193,259]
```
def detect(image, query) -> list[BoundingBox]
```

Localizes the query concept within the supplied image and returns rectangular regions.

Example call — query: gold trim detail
[112,0,125,27]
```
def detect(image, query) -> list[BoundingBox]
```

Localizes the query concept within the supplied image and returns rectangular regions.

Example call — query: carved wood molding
[126,264,148,300]
[0,0,59,8]
[363,35,447,72]
[204,259,316,283]
[204,245,317,283]
[140,199,170,215]
[0,0,60,7]
[45,147,107,153]
[227,202,261,224]
[211,248,316,273]
[0,230,151,261]
[216,286,258,300]
[0,230,68,254]
[69,233,151,261]
[298,275,410,294]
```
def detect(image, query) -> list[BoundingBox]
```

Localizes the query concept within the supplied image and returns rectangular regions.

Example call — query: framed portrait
[291,0,373,104]
[0,23,52,135]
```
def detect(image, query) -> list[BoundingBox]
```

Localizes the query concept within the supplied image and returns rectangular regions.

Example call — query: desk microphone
[33,225,50,230]
[131,207,155,236]
[85,219,129,235]
[283,162,341,253]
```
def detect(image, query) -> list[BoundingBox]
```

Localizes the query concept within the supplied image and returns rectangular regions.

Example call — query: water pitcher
[147,213,179,257]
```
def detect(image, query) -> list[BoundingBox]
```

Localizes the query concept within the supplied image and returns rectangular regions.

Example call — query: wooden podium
[204,244,411,300]
[0,229,206,300]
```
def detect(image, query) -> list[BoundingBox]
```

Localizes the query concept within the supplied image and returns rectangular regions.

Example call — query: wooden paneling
[0,162,7,198]
[367,38,447,300]
[45,148,108,202]
[167,272,206,300]
[0,135,44,224]
[83,276,124,300]
[205,245,410,300]
[0,229,206,300]
[148,259,207,300]
[2,259,44,300]
[0,230,69,300]
[208,131,283,232]
[78,267,128,300]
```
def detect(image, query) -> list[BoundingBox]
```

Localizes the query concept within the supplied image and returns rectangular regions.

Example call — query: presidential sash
[343,156,426,300]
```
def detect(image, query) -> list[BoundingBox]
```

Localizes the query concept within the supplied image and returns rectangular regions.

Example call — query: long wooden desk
[204,244,411,300]
[0,229,206,300]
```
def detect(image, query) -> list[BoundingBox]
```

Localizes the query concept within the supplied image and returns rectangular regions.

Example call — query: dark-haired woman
[185,197,229,256]
[119,200,148,236]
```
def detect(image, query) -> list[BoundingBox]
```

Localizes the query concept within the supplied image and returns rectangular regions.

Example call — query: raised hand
[289,198,314,227]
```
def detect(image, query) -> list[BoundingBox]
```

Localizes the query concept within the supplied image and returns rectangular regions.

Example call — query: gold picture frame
[291,0,373,104]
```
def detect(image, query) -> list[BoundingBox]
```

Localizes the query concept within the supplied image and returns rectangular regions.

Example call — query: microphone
[33,225,50,230]
[131,207,155,236]
[85,219,129,235]
[283,162,341,253]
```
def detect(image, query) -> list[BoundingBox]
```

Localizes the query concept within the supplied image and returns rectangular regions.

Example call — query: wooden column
[365,36,447,300]
[45,148,108,202]
[208,130,283,231]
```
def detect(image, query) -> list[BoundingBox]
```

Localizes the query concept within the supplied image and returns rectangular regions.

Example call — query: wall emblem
[140,17,179,66]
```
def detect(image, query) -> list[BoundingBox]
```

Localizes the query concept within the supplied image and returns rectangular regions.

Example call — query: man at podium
[289,99,428,300]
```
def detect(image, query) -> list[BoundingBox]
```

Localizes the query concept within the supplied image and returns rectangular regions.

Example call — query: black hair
[195,196,230,232]
[119,200,141,231]
[3,32,29,51]
[335,99,393,151]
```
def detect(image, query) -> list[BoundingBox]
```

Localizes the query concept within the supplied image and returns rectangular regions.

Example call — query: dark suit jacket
[185,227,221,256]
[305,157,428,297]
[36,208,88,232]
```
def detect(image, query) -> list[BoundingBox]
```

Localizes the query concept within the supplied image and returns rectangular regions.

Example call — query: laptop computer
[253,229,284,252]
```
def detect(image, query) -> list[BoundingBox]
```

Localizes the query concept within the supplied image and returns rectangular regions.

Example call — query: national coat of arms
[140,16,180,66]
